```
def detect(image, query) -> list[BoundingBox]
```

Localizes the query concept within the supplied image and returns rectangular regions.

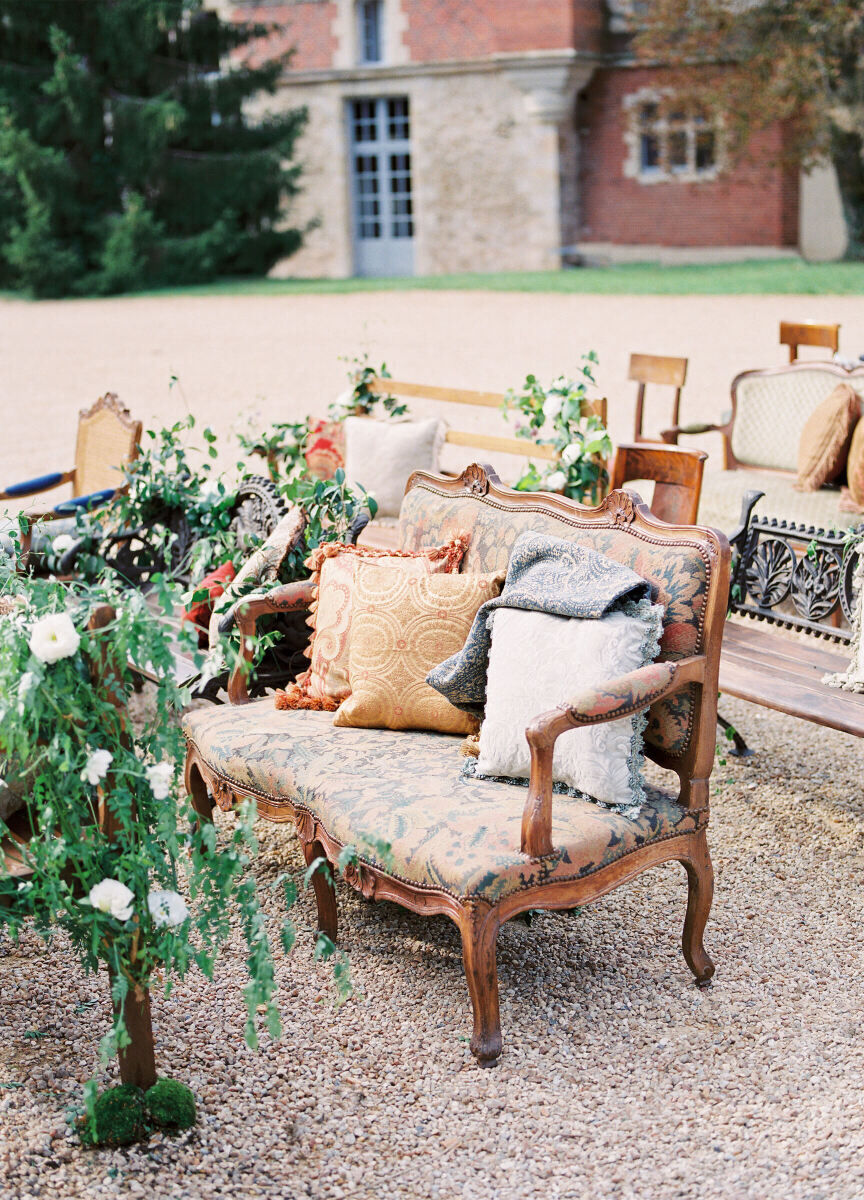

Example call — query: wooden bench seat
[720,621,864,739]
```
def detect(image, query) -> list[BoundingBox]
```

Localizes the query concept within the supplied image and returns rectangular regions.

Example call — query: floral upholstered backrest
[398,470,723,760]
[731,365,864,472]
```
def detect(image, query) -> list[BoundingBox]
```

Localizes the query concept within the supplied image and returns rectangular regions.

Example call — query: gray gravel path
[3,695,864,1200]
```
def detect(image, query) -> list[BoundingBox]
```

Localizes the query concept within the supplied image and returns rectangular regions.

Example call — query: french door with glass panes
[349,97,415,277]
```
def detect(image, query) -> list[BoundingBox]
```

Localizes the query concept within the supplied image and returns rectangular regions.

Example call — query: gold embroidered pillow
[334,565,504,734]
[796,383,861,492]
[277,535,468,711]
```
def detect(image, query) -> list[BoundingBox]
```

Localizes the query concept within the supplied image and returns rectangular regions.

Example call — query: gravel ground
[3,292,864,1197]
[2,290,861,496]
[2,694,864,1200]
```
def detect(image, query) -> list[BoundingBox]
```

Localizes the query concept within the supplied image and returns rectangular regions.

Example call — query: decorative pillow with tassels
[275,533,469,712]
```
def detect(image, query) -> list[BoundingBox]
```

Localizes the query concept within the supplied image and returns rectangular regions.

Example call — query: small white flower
[542,395,563,422]
[545,470,568,492]
[52,533,75,555]
[145,762,175,800]
[147,889,189,928]
[561,442,581,466]
[335,388,355,412]
[82,749,113,785]
[28,612,80,664]
[83,878,134,922]
[17,670,38,711]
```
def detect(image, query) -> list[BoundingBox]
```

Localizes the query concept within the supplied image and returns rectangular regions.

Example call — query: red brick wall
[578,68,799,247]
[402,0,583,61]
[237,3,338,71]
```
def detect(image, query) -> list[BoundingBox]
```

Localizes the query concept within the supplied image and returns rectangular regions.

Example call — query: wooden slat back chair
[368,377,608,497]
[610,442,708,526]
[780,321,840,363]
[629,354,688,443]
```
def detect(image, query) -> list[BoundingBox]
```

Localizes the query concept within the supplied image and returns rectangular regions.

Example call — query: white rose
[52,534,75,555]
[146,762,175,800]
[82,749,113,785]
[561,442,581,466]
[83,878,134,922]
[147,889,189,928]
[545,470,568,492]
[28,613,80,664]
[542,395,563,422]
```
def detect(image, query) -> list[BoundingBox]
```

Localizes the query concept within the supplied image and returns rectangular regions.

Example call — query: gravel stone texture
[3,695,864,1200]
[3,293,864,1195]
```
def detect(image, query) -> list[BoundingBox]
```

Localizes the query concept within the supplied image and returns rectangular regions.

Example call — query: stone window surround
[623,86,724,184]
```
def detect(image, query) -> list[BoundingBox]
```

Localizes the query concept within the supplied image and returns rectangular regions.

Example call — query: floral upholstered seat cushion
[182,704,705,904]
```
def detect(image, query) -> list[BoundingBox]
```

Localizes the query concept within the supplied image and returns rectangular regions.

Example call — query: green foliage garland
[503,357,611,502]
[0,564,287,1076]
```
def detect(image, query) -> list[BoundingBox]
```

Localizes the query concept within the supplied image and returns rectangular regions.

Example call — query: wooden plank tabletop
[720,621,864,738]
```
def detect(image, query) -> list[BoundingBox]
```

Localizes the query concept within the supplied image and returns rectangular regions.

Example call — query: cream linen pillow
[344,416,442,518]
[473,602,663,812]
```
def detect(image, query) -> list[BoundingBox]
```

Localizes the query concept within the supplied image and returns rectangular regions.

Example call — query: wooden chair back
[610,442,708,526]
[629,353,688,442]
[368,378,607,484]
[779,321,840,363]
[74,393,141,497]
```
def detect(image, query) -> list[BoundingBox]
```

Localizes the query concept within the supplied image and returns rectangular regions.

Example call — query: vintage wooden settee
[182,464,730,1065]
[663,362,864,534]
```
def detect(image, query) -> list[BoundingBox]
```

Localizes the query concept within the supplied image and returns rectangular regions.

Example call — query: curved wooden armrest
[0,470,73,502]
[661,413,733,446]
[520,655,707,857]
[224,579,316,705]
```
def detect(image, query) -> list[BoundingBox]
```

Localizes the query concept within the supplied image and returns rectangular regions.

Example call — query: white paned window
[625,90,722,183]
[357,0,384,65]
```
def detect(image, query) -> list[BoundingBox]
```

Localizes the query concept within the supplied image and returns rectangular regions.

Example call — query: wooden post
[115,983,157,1090]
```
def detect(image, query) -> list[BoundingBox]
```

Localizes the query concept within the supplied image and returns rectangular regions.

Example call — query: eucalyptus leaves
[504,358,612,503]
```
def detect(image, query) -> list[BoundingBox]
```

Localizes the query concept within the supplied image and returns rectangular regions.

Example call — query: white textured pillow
[474,602,663,812]
[344,417,442,518]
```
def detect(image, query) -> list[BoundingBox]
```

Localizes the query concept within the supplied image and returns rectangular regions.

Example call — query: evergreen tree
[0,0,306,296]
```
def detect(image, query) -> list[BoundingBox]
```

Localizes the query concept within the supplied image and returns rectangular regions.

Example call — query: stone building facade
[226,0,845,277]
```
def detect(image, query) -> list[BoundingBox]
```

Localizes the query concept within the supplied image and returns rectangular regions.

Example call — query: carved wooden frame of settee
[184,464,731,1065]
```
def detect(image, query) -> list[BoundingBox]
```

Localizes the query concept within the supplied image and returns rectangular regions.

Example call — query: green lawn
[124,257,864,298]
[3,257,862,301]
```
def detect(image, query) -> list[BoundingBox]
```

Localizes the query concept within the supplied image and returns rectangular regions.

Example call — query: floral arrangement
[0,564,288,1143]
[504,358,612,503]
[328,353,408,422]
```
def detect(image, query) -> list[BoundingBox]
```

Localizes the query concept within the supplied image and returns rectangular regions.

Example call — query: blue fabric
[426,530,651,716]
[53,488,115,515]
[2,472,64,498]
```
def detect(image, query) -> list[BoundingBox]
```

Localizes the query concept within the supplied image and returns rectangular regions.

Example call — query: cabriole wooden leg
[681,833,715,986]
[184,755,215,829]
[459,901,502,1066]
[304,839,338,943]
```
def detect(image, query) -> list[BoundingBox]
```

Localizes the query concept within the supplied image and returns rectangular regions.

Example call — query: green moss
[145,1078,196,1131]
[78,1084,146,1147]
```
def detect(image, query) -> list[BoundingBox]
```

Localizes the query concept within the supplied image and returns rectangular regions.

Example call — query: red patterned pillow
[183,561,236,647]
[305,419,345,480]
